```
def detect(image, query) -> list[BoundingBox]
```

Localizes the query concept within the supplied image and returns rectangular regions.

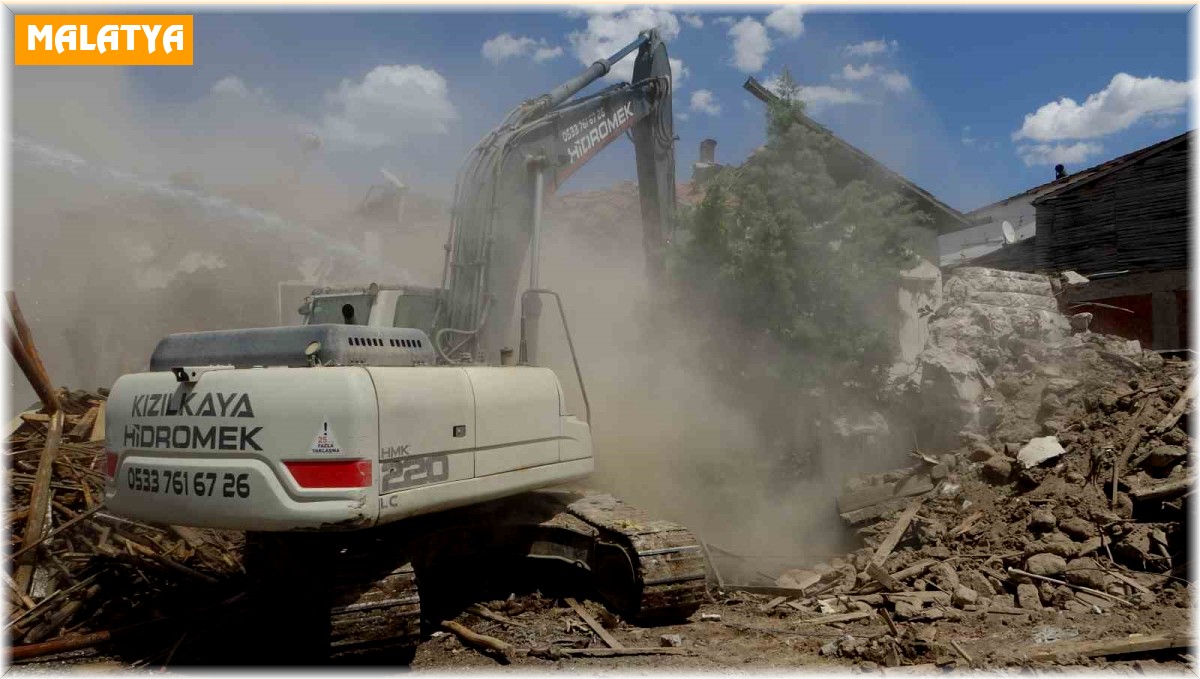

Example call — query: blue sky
[120,7,1190,212]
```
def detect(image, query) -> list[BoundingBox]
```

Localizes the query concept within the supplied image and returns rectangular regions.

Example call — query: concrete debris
[1143,445,1187,469]
[1061,271,1089,286]
[659,634,684,648]
[1028,509,1057,533]
[1017,584,1043,611]
[1025,553,1068,577]
[1017,436,1066,468]
[769,265,1195,668]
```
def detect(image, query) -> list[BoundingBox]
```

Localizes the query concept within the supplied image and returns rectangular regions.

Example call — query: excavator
[103,30,704,662]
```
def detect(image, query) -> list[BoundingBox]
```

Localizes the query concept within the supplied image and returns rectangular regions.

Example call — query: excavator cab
[299,283,442,338]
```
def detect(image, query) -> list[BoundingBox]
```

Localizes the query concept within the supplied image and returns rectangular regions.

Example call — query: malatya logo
[15,15,193,66]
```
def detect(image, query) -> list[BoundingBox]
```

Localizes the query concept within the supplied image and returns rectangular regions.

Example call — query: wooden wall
[1034,136,1190,275]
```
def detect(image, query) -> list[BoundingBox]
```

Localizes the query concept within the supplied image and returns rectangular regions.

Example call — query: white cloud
[844,39,897,58]
[567,8,684,83]
[319,65,457,149]
[880,71,912,93]
[729,17,771,73]
[676,111,691,122]
[839,63,875,81]
[961,125,976,147]
[682,14,704,29]
[482,33,563,65]
[765,74,866,111]
[690,89,721,116]
[765,5,805,39]
[714,16,736,26]
[533,45,564,62]
[482,34,537,64]
[797,85,866,108]
[835,63,910,94]
[1016,141,1104,167]
[210,76,264,100]
[1013,73,1190,142]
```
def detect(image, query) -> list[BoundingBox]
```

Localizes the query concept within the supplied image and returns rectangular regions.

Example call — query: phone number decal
[125,466,251,498]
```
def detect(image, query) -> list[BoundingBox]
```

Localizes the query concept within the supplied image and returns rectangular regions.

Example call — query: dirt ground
[396,589,1192,672]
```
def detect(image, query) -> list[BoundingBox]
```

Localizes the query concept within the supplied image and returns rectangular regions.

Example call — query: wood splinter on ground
[564,597,624,649]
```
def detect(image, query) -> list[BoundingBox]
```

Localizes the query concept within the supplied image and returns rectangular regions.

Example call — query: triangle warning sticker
[311,420,343,456]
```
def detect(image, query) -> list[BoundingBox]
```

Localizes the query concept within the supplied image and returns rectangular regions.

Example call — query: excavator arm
[433,30,676,364]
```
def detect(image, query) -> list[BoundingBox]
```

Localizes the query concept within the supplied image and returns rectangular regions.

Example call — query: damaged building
[945,132,1191,350]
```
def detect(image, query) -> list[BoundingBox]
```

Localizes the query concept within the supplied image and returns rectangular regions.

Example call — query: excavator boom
[434,30,676,363]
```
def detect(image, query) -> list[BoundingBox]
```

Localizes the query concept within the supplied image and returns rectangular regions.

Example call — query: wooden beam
[866,562,900,592]
[13,410,64,594]
[89,406,106,443]
[564,598,623,649]
[1025,633,1191,661]
[871,497,924,567]
[5,293,59,414]
[1130,477,1193,502]
[1154,376,1196,434]
[797,610,873,626]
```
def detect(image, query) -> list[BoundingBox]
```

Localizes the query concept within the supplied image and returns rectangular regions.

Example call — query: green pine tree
[669,65,931,394]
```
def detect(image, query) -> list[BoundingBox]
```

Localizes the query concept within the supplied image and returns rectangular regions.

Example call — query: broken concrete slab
[1017,436,1065,469]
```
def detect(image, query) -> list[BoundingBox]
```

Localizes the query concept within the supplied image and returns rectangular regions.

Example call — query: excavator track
[565,492,708,622]
[244,490,706,663]
[326,535,421,661]
[244,530,421,664]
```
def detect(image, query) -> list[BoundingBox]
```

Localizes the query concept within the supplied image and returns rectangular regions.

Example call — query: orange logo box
[15,15,193,66]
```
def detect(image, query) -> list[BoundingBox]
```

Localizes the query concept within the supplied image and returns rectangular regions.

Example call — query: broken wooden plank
[840,497,909,526]
[1130,477,1193,502]
[1107,570,1156,597]
[564,597,623,649]
[722,584,811,597]
[871,497,924,567]
[949,510,984,537]
[837,475,934,514]
[760,596,789,612]
[523,646,690,659]
[1025,633,1192,661]
[6,503,104,563]
[1077,536,1105,557]
[68,407,98,440]
[866,562,900,592]
[842,591,951,606]
[878,609,899,636]
[797,610,872,626]
[13,410,64,595]
[5,293,61,414]
[89,406,106,443]
[1154,377,1195,434]
[950,640,973,665]
[466,604,528,629]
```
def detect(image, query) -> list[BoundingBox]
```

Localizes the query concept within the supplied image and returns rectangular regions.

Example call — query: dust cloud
[534,186,916,570]
[8,67,420,411]
[9,67,911,575]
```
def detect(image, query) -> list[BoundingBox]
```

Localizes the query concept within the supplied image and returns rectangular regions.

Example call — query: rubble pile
[738,266,1193,666]
[6,389,242,660]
